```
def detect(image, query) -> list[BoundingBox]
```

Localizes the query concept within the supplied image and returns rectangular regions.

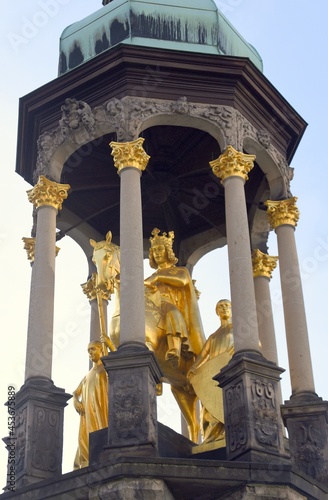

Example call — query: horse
[90,232,204,442]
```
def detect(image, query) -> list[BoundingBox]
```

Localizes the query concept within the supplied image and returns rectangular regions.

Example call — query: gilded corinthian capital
[22,237,36,262]
[252,249,278,279]
[81,273,111,301]
[265,197,300,229]
[209,145,256,183]
[110,137,150,173]
[27,176,70,211]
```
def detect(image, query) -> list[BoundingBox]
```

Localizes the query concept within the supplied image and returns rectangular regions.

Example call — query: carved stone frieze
[15,408,27,475]
[225,382,247,453]
[293,421,327,482]
[35,95,293,195]
[113,374,144,441]
[32,407,60,472]
[251,379,279,449]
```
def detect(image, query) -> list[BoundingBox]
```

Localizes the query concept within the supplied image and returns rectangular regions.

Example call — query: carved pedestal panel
[281,394,328,486]
[215,352,288,463]
[101,343,162,459]
[12,378,71,489]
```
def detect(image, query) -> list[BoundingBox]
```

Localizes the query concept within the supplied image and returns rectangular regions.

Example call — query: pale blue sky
[1,0,328,485]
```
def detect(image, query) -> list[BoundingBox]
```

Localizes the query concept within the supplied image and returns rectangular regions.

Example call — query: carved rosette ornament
[110,138,150,173]
[81,273,111,301]
[210,145,256,183]
[252,249,278,279]
[27,176,70,211]
[265,197,300,229]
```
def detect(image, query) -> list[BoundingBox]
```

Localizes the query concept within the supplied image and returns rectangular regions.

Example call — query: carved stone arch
[243,136,290,200]
[137,112,227,152]
[243,135,294,251]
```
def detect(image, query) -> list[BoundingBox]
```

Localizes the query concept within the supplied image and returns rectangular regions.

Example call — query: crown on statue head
[149,228,178,268]
[150,228,175,249]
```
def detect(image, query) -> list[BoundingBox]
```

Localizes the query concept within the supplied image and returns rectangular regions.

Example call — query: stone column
[210,146,261,354]
[265,198,314,396]
[12,176,71,489]
[25,176,70,381]
[110,138,148,347]
[252,249,279,364]
[252,249,285,437]
[210,147,286,464]
[266,197,328,484]
[100,139,162,459]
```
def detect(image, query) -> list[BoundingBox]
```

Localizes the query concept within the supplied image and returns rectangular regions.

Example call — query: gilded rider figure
[73,341,108,469]
[144,228,204,369]
[188,299,234,443]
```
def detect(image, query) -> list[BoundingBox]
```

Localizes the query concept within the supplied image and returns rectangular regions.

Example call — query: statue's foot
[165,348,180,368]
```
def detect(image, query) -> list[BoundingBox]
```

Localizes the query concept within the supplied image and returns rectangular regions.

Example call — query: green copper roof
[59,0,262,75]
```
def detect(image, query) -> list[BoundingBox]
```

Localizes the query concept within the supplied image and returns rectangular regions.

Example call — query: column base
[6,378,71,490]
[101,343,162,460]
[215,351,288,463]
[281,392,328,485]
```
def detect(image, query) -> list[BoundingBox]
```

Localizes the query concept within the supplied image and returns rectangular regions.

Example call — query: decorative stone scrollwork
[294,422,328,482]
[225,382,247,453]
[251,379,279,448]
[59,98,96,145]
[257,129,271,149]
[32,407,60,472]
[15,408,27,475]
[35,94,292,196]
[113,374,144,440]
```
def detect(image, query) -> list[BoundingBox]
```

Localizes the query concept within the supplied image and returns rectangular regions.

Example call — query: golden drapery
[145,265,205,356]
[73,363,108,469]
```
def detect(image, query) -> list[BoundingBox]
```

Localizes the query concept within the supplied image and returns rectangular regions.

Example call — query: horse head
[90,231,120,292]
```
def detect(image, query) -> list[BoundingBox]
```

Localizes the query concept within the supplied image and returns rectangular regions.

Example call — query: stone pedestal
[101,343,162,459]
[215,352,287,463]
[92,478,175,500]
[281,393,328,485]
[12,378,71,489]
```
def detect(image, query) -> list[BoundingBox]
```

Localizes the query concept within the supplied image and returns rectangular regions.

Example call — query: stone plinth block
[215,351,287,463]
[101,343,162,459]
[93,477,174,500]
[281,393,328,486]
[11,378,71,489]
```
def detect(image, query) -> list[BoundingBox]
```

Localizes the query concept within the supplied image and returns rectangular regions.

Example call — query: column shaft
[223,176,260,353]
[254,276,278,364]
[276,224,315,394]
[25,205,57,380]
[119,167,145,345]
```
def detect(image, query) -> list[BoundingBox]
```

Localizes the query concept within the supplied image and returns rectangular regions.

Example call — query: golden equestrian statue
[90,228,206,442]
